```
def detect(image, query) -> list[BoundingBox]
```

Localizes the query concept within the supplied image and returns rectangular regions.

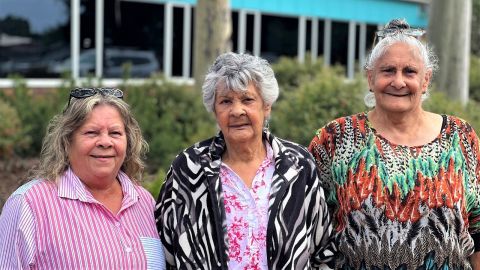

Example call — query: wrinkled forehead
[378,41,424,65]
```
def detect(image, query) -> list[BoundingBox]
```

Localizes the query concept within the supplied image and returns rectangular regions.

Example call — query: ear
[264,104,271,119]
[367,70,375,90]
[422,70,432,91]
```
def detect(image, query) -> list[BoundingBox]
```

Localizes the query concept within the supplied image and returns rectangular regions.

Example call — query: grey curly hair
[202,52,279,113]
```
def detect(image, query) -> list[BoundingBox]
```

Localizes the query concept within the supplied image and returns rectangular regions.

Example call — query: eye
[218,98,231,105]
[404,67,417,75]
[84,130,98,137]
[243,97,255,103]
[381,67,395,74]
[110,131,123,137]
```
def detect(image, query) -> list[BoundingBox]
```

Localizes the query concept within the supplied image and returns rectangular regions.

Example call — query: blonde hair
[30,94,148,182]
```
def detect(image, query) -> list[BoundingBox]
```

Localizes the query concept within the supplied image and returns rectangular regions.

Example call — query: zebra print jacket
[155,131,335,269]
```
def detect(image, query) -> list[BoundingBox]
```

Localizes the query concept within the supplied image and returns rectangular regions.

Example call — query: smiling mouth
[385,93,410,97]
[91,155,114,158]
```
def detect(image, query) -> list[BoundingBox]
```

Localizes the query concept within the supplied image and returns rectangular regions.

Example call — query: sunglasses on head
[372,27,425,45]
[66,87,124,108]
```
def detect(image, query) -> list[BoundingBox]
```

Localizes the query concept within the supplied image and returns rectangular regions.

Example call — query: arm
[471,251,480,269]
[308,127,339,268]
[466,125,480,268]
[0,193,36,269]
[308,155,336,269]
[154,165,177,269]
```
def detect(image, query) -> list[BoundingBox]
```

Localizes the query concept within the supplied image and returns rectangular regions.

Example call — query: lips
[91,155,115,158]
[385,92,410,97]
[229,123,249,128]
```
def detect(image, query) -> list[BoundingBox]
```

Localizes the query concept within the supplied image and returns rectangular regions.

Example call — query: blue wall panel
[160,0,428,27]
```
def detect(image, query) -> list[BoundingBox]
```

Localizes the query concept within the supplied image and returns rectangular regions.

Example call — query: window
[0,0,70,78]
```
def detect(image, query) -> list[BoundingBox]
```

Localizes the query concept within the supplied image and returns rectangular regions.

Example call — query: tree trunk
[193,0,232,91]
[428,0,471,105]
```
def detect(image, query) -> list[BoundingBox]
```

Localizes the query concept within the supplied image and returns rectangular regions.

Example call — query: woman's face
[68,104,127,187]
[214,83,271,145]
[367,42,431,114]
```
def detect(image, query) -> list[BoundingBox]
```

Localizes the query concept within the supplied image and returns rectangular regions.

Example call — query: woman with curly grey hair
[0,88,166,269]
[309,18,480,269]
[155,52,335,269]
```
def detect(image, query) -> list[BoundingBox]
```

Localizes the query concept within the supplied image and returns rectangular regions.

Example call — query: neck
[223,138,266,164]
[85,178,123,214]
[368,109,442,147]
[369,108,426,131]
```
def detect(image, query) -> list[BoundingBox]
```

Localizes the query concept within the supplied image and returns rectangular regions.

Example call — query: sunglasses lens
[70,88,97,98]
[103,88,123,98]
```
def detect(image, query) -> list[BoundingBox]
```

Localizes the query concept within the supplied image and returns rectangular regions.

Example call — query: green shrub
[272,56,345,96]
[271,60,368,146]
[470,55,480,103]
[0,77,68,157]
[122,78,216,173]
[0,98,30,159]
[424,89,480,132]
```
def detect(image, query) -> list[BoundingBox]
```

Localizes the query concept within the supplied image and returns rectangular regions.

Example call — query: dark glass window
[0,0,70,78]
[103,0,163,78]
[331,21,349,67]
[245,14,254,54]
[316,20,325,62]
[366,24,378,52]
[172,7,184,76]
[231,11,238,52]
[261,15,298,63]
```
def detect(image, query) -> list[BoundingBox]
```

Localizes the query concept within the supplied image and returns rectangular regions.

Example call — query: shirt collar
[58,167,139,206]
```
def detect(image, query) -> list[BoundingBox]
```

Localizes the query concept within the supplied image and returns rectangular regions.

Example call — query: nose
[391,72,406,89]
[96,133,113,148]
[230,101,246,117]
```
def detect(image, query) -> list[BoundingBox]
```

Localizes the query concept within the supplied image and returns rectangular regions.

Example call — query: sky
[0,0,68,34]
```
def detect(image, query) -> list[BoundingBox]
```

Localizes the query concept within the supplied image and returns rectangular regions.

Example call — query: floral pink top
[220,143,274,270]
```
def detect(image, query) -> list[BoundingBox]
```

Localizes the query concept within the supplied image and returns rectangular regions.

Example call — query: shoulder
[310,113,367,145]
[171,136,216,168]
[270,134,317,170]
[135,185,155,202]
[315,113,366,135]
[2,179,52,215]
[7,179,53,201]
[273,136,311,158]
[442,114,479,139]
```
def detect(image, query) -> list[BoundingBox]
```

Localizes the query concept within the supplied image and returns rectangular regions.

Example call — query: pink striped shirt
[0,167,165,270]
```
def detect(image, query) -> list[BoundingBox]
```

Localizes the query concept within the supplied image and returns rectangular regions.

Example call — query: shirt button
[125,247,132,253]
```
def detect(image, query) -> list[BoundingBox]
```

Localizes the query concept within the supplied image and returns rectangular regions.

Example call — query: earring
[263,119,270,131]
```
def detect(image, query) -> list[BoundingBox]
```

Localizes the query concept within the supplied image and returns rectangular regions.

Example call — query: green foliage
[142,168,167,199]
[469,55,480,102]
[271,58,368,146]
[122,77,216,173]
[0,98,30,159]
[272,56,345,95]
[0,77,69,157]
[472,0,480,56]
[424,90,480,132]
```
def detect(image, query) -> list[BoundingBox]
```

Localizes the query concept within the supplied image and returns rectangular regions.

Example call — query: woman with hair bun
[309,19,480,269]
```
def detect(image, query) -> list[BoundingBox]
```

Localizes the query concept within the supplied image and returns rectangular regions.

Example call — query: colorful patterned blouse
[220,142,274,270]
[308,112,480,269]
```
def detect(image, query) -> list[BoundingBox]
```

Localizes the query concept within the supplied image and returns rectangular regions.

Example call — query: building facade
[0,0,428,88]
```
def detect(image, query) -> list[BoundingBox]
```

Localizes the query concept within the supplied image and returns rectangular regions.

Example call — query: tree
[193,0,232,90]
[428,0,472,105]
